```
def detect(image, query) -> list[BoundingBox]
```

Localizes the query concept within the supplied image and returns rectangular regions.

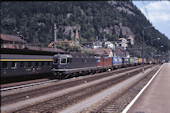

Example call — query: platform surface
[126,63,170,113]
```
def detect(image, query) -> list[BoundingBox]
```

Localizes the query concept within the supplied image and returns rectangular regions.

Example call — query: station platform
[123,63,170,113]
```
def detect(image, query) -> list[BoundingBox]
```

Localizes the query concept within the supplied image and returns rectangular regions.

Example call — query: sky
[132,0,170,40]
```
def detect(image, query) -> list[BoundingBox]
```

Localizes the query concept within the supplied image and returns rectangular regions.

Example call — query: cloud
[140,1,170,23]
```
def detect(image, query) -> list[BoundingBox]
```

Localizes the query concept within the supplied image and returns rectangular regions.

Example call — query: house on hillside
[118,38,128,50]
[127,36,134,45]
[48,29,80,48]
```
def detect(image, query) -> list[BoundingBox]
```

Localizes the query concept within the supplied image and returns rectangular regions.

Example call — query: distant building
[0,34,26,49]
[118,38,128,50]
[93,41,103,49]
[127,36,134,45]
[49,29,81,48]
[103,41,115,50]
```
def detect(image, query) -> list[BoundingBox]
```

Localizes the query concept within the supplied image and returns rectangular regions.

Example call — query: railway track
[1,65,143,106]
[1,79,58,91]
[1,65,141,92]
[3,65,151,113]
[89,65,160,113]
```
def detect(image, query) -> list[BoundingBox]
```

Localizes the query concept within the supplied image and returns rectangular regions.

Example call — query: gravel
[90,65,160,113]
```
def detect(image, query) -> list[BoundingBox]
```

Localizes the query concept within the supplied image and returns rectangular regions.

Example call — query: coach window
[47,61,51,66]
[28,61,32,67]
[2,61,7,68]
[42,62,45,66]
[35,61,39,67]
[20,61,25,67]
[11,61,17,69]
[61,58,67,64]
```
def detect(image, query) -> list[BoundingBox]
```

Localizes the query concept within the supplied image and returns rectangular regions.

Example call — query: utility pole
[54,23,57,52]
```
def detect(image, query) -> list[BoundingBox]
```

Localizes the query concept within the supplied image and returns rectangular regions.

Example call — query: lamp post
[54,23,57,52]
[142,26,154,73]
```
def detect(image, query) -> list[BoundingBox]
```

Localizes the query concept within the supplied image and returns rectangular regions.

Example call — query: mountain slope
[1,1,170,52]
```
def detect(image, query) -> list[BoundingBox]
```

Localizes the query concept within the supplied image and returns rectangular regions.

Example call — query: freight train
[51,53,157,78]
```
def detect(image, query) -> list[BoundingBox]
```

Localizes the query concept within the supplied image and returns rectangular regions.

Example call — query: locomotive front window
[97,59,101,63]
[61,58,67,64]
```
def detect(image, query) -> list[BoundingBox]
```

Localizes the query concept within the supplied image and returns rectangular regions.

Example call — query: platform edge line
[122,64,164,113]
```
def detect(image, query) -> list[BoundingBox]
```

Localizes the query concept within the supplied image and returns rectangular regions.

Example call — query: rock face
[108,1,135,16]
[58,1,136,39]
[119,23,134,37]
[62,26,81,37]
[116,6,135,16]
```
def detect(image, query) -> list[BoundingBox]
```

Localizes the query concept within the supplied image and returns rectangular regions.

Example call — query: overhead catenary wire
[142,0,150,22]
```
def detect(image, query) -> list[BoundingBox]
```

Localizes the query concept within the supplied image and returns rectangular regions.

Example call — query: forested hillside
[1,1,170,52]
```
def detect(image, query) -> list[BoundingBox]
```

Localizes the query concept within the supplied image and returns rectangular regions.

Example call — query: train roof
[53,53,96,58]
[1,54,53,59]
[53,54,72,58]
[1,48,65,56]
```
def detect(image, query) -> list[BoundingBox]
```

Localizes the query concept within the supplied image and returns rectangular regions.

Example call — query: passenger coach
[1,54,53,78]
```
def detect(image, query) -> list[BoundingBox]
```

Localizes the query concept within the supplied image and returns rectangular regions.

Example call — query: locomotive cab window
[61,58,67,64]
[97,59,101,63]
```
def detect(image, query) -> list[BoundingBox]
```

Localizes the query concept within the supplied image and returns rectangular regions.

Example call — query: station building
[0,34,26,49]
